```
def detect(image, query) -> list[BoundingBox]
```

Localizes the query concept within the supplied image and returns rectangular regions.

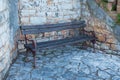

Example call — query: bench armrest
[83,30,96,38]
[27,38,37,50]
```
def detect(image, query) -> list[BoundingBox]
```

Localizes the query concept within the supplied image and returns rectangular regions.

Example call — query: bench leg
[31,50,36,68]
[24,48,30,62]
[91,40,96,53]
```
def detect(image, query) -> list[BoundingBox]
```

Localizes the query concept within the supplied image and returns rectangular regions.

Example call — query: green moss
[102,0,108,3]
[116,13,120,24]
[111,4,117,11]
[100,0,108,11]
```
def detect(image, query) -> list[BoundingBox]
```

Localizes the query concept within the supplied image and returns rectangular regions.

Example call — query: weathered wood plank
[22,24,86,34]
[20,20,85,30]
[24,35,95,49]
[40,37,94,49]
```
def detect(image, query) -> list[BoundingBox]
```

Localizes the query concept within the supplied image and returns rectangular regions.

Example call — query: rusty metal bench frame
[20,20,96,67]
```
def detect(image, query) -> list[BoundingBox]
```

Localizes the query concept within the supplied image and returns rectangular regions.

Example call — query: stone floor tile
[6,46,120,80]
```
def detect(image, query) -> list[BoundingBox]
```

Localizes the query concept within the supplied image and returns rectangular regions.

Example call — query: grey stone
[98,62,113,70]
[82,67,90,74]
[100,44,109,50]
[0,13,2,23]
[112,76,120,80]
[53,67,65,74]
[89,65,98,73]
[98,70,111,79]
[61,71,76,80]
[6,46,120,80]
[77,71,87,77]
[0,39,3,50]
[72,55,83,61]
[76,77,92,80]
[87,73,100,80]
[105,69,117,76]
[19,72,31,80]
[114,25,120,41]
[40,67,53,72]
[3,0,120,80]
[41,77,55,80]
[40,71,55,77]
[79,63,90,74]
[87,0,99,10]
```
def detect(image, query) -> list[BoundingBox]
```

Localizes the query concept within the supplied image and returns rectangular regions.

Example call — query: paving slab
[6,46,120,80]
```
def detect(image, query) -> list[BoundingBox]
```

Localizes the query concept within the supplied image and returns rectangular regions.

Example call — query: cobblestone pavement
[6,46,120,80]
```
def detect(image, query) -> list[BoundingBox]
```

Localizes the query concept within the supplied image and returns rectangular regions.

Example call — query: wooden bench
[20,20,96,67]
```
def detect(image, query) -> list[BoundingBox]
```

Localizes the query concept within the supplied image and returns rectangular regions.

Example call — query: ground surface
[6,45,120,80]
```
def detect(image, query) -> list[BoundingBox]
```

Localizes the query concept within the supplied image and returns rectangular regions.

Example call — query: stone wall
[19,0,120,54]
[0,0,119,80]
[9,0,19,59]
[85,0,120,54]
[19,0,81,25]
[19,0,81,41]
[117,0,120,13]
[0,0,19,80]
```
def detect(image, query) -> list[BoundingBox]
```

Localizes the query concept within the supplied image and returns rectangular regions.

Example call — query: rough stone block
[36,12,46,17]
[0,10,9,25]
[1,32,9,46]
[0,0,19,80]
[18,0,120,55]
[117,6,120,13]
[21,17,29,24]
[30,17,46,25]
[0,22,9,35]
[21,10,36,17]
[61,3,73,10]
[0,0,7,11]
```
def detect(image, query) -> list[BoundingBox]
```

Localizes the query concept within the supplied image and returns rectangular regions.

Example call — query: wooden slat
[38,36,94,49]
[22,23,86,34]
[24,35,95,49]
[40,37,94,49]
[21,20,85,30]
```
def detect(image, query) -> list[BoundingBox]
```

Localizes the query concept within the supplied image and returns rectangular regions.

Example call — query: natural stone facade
[82,0,120,54]
[19,0,81,25]
[117,0,120,13]
[0,0,19,80]
[19,0,120,54]
[96,0,120,22]
[0,0,120,79]
[0,0,11,79]
[18,0,81,41]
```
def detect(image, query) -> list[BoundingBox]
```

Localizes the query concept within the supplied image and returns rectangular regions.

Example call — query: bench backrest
[20,20,86,35]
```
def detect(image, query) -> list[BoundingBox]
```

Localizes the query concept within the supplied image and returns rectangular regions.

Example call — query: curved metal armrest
[27,38,37,50]
[83,31,96,37]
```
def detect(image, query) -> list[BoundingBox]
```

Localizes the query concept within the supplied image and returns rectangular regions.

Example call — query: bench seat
[24,35,95,50]
[19,20,96,67]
